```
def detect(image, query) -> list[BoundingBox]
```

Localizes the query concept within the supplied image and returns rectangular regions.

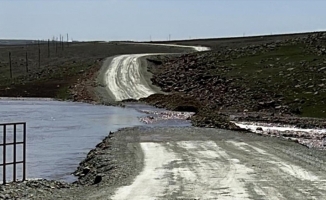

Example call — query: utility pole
[48,39,50,57]
[59,34,62,50]
[55,37,58,54]
[60,35,63,51]
[38,48,41,68]
[67,33,69,47]
[9,52,12,78]
[25,52,28,73]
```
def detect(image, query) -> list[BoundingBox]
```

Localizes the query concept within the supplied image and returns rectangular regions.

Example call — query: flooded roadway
[0,98,147,183]
[0,98,193,184]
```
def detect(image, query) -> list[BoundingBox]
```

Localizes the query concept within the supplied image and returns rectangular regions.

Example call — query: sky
[0,0,325,41]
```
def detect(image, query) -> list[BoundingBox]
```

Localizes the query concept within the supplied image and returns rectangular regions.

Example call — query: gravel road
[100,44,209,101]
[69,127,326,200]
[88,43,326,199]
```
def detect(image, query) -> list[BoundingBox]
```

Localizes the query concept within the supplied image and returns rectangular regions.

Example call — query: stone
[256,127,263,131]
[93,175,102,185]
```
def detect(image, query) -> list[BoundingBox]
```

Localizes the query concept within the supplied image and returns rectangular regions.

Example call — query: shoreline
[2,34,326,198]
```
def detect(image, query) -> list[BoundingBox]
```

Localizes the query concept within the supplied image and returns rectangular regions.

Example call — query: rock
[173,105,198,113]
[82,167,91,176]
[256,127,263,131]
[93,175,102,185]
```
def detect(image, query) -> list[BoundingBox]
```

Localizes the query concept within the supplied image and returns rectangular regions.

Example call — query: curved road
[98,44,326,200]
[104,44,210,101]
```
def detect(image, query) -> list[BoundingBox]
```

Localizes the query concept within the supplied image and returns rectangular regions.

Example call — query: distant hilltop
[0,39,37,45]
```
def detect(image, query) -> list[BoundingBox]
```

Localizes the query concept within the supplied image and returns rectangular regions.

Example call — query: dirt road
[101,44,210,101]
[73,127,326,200]
[89,43,326,199]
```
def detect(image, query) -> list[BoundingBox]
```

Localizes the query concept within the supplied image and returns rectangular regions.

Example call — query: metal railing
[0,122,26,184]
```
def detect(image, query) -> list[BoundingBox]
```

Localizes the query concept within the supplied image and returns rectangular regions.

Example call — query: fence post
[23,123,26,181]
[3,125,6,184]
[13,124,16,182]
[9,52,12,79]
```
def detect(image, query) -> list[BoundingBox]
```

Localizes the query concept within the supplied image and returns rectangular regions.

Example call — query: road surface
[88,44,326,200]
[103,44,209,101]
[80,127,326,200]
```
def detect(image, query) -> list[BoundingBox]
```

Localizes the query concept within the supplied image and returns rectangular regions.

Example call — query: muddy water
[0,99,148,183]
[0,99,193,184]
[124,103,193,127]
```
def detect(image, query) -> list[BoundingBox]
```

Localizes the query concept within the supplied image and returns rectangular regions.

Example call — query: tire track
[224,141,326,199]
[110,140,326,199]
[104,44,210,101]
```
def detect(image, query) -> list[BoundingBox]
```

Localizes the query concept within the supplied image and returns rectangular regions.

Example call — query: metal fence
[0,122,26,184]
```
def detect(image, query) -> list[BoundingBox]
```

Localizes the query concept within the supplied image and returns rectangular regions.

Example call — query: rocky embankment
[0,179,72,199]
[0,129,141,199]
[144,32,326,129]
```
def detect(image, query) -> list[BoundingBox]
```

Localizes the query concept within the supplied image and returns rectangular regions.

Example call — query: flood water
[0,99,147,183]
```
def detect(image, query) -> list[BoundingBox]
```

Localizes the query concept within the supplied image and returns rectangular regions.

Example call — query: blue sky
[0,0,325,41]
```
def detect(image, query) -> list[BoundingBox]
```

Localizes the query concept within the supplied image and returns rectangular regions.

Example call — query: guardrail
[0,122,26,184]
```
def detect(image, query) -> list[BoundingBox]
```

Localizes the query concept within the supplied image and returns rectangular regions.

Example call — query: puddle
[234,121,326,149]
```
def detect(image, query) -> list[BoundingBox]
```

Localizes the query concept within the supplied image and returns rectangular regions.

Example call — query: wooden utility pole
[67,33,69,47]
[25,52,28,73]
[61,35,64,50]
[48,39,50,58]
[9,52,12,78]
[55,37,58,54]
[59,34,61,50]
[38,48,41,68]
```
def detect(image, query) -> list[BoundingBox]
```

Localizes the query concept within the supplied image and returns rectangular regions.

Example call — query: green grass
[55,85,71,100]
[211,44,326,118]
